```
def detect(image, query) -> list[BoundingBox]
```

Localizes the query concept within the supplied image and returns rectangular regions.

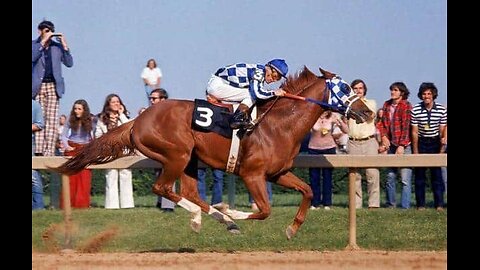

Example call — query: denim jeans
[197,168,224,205]
[414,137,445,208]
[441,167,447,194]
[385,144,412,209]
[308,147,336,207]
[32,139,44,210]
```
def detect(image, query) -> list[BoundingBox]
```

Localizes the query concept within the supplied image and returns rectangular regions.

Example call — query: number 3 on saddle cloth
[192,99,234,138]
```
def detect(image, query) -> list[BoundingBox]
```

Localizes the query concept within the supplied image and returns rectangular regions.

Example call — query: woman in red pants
[59,99,95,208]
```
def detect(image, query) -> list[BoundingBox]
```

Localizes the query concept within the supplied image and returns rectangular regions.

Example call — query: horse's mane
[281,66,319,95]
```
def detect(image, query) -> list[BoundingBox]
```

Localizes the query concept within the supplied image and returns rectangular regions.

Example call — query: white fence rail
[32,154,447,250]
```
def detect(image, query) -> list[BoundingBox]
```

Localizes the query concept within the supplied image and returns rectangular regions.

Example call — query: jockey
[206,59,288,129]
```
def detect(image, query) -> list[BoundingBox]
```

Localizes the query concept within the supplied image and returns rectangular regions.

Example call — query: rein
[284,77,360,117]
[251,77,321,126]
[285,77,339,110]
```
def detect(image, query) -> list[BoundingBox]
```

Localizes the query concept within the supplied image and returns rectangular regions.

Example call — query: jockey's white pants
[206,75,253,107]
[105,169,135,209]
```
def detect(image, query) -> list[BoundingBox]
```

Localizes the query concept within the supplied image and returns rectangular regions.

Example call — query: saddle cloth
[192,99,233,138]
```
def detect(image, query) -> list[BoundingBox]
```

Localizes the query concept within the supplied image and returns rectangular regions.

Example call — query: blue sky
[32,0,446,117]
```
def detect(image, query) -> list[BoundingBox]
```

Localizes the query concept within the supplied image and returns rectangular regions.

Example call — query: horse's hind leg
[275,171,313,240]
[180,173,240,234]
[180,159,240,234]
[149,154,205,232]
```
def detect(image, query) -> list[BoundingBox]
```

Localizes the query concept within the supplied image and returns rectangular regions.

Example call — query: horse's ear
[319,67,336,79]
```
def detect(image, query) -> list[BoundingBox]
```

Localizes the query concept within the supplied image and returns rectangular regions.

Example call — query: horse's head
[319,68,374,124]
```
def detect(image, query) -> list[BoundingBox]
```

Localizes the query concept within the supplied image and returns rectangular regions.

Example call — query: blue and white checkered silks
[325,76,354,112]
[215,63,264,88]
[215,63,274,100]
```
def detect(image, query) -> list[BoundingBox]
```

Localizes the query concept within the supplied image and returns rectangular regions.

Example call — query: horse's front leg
[275,171,313,240]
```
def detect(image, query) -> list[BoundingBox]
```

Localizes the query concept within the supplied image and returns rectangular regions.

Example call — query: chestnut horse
[54,66,374,239]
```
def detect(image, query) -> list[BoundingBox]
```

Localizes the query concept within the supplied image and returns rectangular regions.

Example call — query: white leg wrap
[208,206,235,223]
[224,209,253,220]
[177,198,202,224]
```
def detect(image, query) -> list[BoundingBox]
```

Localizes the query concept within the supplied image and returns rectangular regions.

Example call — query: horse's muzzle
[349,110,374,124]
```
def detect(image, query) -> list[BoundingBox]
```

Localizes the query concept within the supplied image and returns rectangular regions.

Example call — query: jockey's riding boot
[230,104,253,129]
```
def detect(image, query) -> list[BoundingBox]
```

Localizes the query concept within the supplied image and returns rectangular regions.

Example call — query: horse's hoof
[286,225,296,240]
[227,224,241,234]
[190,221,202,233]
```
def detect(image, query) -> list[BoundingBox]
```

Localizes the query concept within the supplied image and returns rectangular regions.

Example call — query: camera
[51,33,62,37]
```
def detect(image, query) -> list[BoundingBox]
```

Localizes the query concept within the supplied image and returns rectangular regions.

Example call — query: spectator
[206,59,288,129]
[308,110,348,210]
[376,109,388,153]
[60,100,94,209]
[441,124,447,193]
[146,88,176,212]
[332,113,349,154]
[378,82,413,209]
[141,59,163,105]
[32,20,73,157]
[55,114,67,155]
[95,94,134,209]
[411,82,447,211]
[49,114,67,209]
[197,168,225,209]
[249,182,273,211]
[375,109,388,155]
[347,79,380,209]
[32,99,45,210]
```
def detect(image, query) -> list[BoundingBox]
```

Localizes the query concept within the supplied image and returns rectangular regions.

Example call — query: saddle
[206,94,234,111]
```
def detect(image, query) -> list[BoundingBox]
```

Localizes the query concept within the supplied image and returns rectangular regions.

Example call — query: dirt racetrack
[32,250,446,270]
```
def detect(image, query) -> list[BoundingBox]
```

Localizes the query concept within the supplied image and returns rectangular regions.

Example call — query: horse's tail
[52,120,136,175]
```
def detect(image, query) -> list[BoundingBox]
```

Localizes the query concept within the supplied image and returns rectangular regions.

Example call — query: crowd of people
[32,20,447,212]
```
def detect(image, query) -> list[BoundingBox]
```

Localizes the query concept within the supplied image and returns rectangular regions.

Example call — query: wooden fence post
[61,174,73,249]
[346,168,360,250]
[228,174,236,208]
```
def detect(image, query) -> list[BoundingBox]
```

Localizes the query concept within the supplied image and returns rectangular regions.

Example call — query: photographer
[32,20,73,157]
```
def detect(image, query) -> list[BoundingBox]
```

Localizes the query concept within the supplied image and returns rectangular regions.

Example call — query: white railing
[32,154,447,250]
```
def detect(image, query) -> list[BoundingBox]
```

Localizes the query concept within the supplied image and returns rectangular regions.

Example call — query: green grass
[33,194,446,253]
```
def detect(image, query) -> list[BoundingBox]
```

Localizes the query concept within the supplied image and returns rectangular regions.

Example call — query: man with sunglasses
[32,20,73,157]
[206,59,288,129]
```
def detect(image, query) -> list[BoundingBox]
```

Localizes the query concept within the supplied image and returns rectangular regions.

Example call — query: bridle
[250,75,361,127]
[287,76,361,118]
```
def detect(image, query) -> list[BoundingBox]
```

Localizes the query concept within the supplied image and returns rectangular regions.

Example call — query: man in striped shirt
[411,82,447,211]
[206,59,288,129]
